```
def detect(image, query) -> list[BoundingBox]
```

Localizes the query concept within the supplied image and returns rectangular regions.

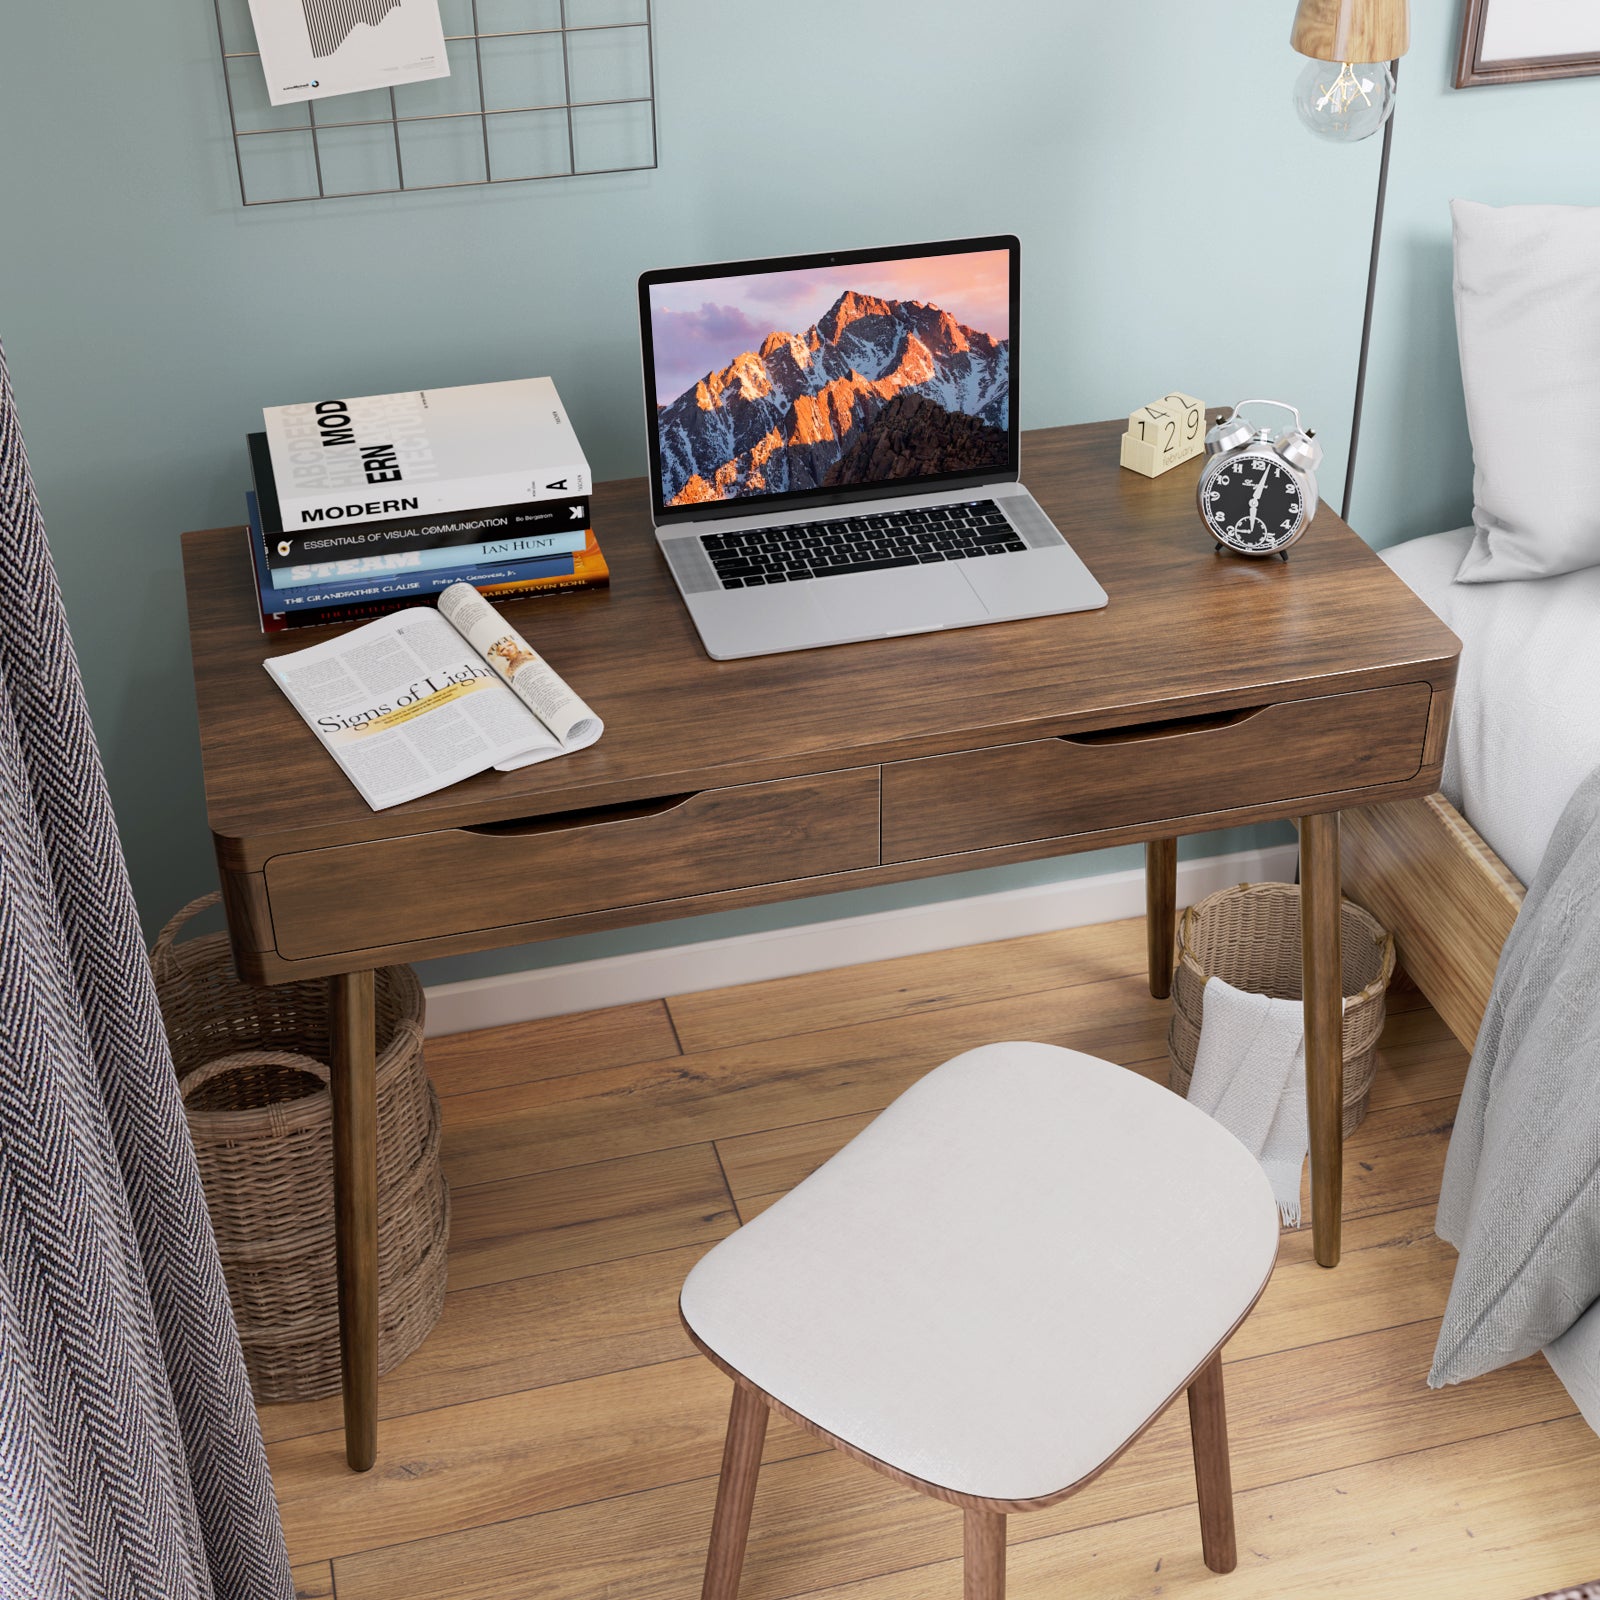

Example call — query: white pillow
[1452,199,1600,583]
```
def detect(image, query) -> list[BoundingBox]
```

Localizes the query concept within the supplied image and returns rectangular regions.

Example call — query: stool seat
[682,1042,1278,1506]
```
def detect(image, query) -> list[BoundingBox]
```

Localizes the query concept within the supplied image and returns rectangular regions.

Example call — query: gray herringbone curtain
[0,343,294,1600]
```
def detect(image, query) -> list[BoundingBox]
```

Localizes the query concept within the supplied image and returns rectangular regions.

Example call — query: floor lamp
[1290,0,1412,522]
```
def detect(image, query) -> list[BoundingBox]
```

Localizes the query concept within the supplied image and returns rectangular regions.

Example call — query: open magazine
[265,582,602,811]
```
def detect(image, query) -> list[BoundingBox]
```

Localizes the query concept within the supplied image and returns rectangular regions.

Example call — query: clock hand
[1247,463,1271,520]
[1229,462,1272,537]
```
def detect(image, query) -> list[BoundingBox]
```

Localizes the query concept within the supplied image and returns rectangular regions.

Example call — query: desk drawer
[882,684,1431,864]
[265,766,880,960]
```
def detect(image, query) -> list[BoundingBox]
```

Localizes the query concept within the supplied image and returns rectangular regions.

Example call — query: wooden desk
[181,419,1459,1470]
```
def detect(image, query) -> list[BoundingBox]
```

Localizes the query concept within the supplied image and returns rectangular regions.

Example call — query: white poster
[1480,0,1600,63]
[247,0,450,107]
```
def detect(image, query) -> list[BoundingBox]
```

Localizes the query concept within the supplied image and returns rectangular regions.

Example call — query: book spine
[272,595,416,631]
[269,504,589,567]
[275,461,591,529]
[278,567,609,629]
[478,569,609,598]
[274,531,588,587]
[276,556,575,608]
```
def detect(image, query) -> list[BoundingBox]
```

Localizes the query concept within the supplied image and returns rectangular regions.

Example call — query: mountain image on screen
[658,291,1009,506]
[303,0,403,58]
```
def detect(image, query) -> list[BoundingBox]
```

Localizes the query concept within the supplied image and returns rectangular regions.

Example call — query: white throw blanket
[1382,527,1600,887]
[1186,976,1309,1225]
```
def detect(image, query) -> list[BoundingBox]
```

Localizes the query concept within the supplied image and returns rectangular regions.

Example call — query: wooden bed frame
[1340,792,1525,1052]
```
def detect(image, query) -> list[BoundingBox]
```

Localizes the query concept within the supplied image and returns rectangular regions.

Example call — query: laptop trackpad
[820,566,988,638]
[958,544,1108,616]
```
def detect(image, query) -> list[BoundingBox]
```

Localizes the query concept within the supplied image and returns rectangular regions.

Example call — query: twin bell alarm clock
[1196,400,1323,558]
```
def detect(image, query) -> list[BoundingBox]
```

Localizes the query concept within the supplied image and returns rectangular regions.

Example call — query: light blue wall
[2,2,1581,989]
[1351,12,1600,550]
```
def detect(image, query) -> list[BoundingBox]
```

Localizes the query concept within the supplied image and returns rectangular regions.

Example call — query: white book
[264,376,591,530]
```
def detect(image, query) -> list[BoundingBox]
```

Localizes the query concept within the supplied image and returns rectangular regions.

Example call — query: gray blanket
[1431,762,1600,1404]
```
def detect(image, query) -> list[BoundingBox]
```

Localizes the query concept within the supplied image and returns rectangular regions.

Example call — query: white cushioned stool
[680,1042,1279,1599]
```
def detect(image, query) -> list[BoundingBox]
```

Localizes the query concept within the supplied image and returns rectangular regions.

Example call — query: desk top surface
[182,418,1460,865]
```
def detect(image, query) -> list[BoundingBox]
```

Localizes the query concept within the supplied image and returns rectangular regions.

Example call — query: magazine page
[264,607,560,810]
[437,582,604,771]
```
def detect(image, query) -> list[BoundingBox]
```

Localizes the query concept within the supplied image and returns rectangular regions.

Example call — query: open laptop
[638,235,1107,660]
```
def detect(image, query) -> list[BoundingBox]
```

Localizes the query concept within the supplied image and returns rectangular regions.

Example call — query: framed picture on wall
[1457,0,1600,87]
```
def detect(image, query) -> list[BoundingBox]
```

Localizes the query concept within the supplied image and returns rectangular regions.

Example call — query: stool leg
[1186,1352,1237,1574]
[963,1508,1006,1600]
[701,1384,768,1600]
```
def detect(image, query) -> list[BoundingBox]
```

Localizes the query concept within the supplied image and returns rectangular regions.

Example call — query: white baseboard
[422,844,1298,1037]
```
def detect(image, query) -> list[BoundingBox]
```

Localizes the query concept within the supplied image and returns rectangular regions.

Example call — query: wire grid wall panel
[212,0,657,205]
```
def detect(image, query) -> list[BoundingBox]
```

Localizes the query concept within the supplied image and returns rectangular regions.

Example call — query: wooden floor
[273,916,1600,1600]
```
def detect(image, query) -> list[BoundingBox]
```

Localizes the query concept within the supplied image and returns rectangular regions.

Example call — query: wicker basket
[153,894,449,1405]
[1168,882,1395,1136]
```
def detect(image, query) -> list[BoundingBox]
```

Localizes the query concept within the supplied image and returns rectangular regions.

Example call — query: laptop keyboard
[699,499,1027,589]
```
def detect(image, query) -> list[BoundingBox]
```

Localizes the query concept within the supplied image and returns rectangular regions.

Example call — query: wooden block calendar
[1120,393,1205,477]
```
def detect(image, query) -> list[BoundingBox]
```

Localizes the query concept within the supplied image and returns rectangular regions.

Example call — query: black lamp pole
[1340,56,1401,525]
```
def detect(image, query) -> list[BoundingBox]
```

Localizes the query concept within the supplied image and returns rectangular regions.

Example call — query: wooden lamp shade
[1291,0,1409,62]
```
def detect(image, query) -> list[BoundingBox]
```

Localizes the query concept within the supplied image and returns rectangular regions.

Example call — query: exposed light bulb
[1293,58,1395,142]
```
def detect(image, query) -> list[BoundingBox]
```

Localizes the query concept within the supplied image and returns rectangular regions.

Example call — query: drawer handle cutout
[1060,705,1268,747]
[460,792,699,838]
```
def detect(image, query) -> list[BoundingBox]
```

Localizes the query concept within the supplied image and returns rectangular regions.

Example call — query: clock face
[1200,451,1307,554]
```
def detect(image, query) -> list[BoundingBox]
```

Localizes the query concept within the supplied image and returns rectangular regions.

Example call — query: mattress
[1381,528,1600,887]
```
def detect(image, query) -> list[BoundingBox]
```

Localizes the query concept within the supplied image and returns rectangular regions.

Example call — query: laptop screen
[639,236,1018,523]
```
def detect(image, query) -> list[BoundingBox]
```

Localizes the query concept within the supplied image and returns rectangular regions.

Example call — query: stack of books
[245,376,609,632]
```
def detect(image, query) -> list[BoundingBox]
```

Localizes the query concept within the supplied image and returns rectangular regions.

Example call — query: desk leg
[1300,814,1343,1268]
[331,969,379,1470]
[1146,838,1178,999]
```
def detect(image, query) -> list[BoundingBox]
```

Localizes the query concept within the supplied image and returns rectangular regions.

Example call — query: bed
[1340,524,1600,1430]
[1340,524,1600,1050]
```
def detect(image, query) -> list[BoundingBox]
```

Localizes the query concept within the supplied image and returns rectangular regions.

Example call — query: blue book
[274,530,587,588]
[247,493,573,613]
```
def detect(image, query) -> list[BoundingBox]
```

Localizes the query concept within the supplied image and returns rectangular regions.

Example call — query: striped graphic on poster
[303,0,402,58]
